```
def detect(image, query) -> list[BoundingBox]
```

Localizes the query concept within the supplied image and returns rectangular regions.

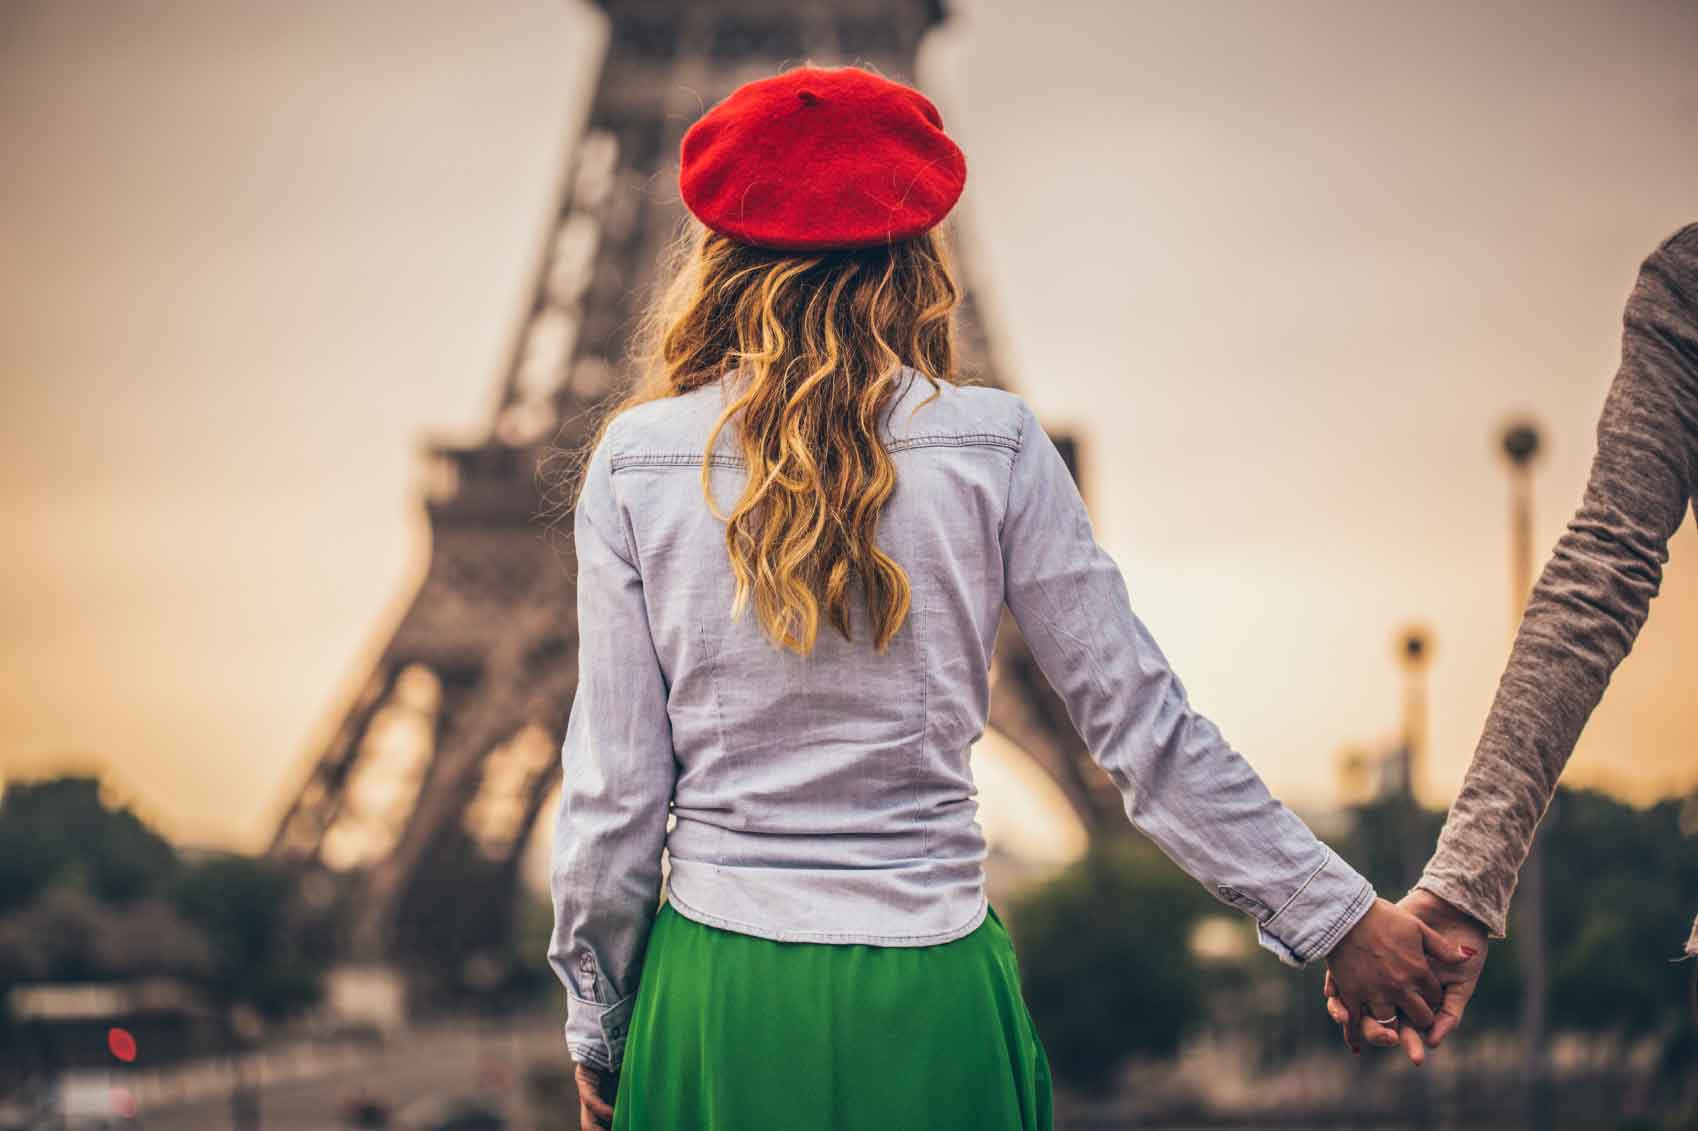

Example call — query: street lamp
[1396,625,1434,1130]
[1502,420,1542,609]
[1396,627,1432,811]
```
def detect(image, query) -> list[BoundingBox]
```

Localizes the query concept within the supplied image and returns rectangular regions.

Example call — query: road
[140,1017,570,1131]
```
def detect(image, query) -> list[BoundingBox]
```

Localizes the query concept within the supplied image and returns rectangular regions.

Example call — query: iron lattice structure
[267,0,1121,965]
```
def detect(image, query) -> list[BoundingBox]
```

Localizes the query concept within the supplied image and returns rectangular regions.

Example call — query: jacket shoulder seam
[999,399,1032,543]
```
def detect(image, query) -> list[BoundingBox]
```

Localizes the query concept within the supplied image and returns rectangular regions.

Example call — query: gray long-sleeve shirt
[1417,221,1698,957]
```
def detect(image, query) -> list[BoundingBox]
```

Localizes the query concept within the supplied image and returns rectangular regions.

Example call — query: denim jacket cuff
[563,988,636,1072]
[1253,848,1376,968]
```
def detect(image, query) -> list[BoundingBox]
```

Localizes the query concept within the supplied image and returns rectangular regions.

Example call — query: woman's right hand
[573,1060,618,1131]
[1324,896,1472,1054]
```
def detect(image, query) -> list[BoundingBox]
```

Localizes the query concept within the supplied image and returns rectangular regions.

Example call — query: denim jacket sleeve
[546,429,678,1071]
[999,397,1375,966]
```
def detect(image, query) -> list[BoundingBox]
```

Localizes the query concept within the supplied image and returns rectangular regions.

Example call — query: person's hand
[1323,896,1473,1060]
[573,1060,619,1131]
[1688,959,1697,1032]
[1325,888,1488,1064]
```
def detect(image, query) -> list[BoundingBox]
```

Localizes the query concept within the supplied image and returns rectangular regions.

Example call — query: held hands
[1321,895,1479,1066]
[574,1060,619,1131]
[1324,889,1488,1064]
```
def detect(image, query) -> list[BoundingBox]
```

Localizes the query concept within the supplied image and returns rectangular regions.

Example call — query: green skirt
[611,898,1053,1131]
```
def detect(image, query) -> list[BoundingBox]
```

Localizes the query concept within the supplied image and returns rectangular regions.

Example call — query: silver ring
[1370,1013,1398,1025]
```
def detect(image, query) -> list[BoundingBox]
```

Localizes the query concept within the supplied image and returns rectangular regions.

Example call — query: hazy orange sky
[4,0,1698,854]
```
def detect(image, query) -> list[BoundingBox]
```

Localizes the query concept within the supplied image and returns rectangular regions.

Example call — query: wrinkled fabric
[1418,222,1698,958]
[548,366,1374,1070]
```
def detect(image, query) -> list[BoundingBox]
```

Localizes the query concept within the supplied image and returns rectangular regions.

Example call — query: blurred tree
[0,886,215,982]
[1537,790,1696,1036]
[1006,835,1214,1091]
[393,825,520,1004]
[0,775,176,913]
[0,773,326,1030]
[171,852,325,1021]
[1005,782,1698,1093]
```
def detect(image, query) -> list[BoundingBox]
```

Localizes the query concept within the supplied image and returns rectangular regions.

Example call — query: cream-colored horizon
[4,0,1698,857]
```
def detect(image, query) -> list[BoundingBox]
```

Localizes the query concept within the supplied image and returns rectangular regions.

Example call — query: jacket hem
[663,885,990,947]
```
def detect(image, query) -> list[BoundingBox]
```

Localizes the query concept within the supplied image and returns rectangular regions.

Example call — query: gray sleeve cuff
[1414,864,1511,941]
[563,988,636,1072]
[1254,848,1376,968]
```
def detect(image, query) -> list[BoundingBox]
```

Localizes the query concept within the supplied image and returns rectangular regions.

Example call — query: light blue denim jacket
[547,367,1376,1071]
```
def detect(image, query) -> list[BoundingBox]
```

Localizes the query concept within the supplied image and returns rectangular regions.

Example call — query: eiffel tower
[266,0,1121,966]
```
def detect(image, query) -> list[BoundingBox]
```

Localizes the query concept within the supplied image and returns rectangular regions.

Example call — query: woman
[546,64,1462,1131]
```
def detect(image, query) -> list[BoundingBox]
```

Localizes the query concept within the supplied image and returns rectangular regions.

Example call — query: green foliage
[1535,790,1698,1036]
[0,776,177,914]
[1006,835,1215,1091]
[1007,783,1698,1088]
[0,886,214,982]
[0,773,325,1025]
[170,852,325,1019]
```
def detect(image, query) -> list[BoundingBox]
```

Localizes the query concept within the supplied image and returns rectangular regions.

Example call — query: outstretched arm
[546,428,678,1077]
[996,393,1467,1028]
[998,394,1371,963]
[1417,223,1698,943]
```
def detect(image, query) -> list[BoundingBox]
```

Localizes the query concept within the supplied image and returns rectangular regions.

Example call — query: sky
[4,0,1698,858]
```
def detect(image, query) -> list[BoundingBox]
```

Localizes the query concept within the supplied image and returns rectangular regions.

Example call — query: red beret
[678,65,967,252]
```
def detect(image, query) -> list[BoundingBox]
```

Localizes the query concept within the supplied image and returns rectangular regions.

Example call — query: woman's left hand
[1324,896,1471,1056]
[1325,888,1488,1062]
[573,1060,619,1130]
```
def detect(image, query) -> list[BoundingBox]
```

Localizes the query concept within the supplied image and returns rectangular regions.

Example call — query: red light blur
[108,1027,137,1062]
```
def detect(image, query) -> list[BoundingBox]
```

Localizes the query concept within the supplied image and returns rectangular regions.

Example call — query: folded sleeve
[998,395,1374,966]
[546,429,678,1071]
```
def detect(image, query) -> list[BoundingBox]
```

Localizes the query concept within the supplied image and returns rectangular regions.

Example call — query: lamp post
[1500,418,1548,1129]
[1397,626,1434,1131]
[1503,422,1542,604]
[1396,628,1432,814]
[1397,628,1433,920]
